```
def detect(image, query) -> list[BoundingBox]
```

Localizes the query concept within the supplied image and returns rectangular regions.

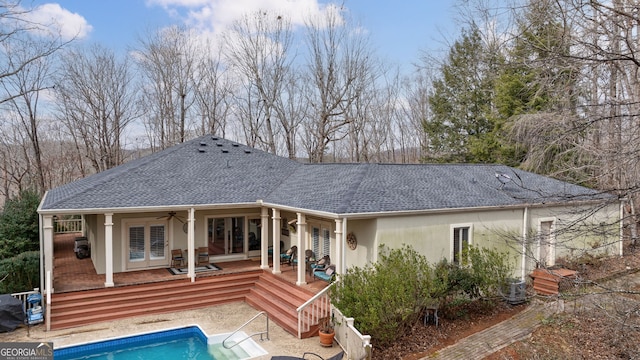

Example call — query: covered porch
[52,233,329,294]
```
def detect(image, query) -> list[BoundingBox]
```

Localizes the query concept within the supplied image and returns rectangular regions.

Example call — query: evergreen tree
[493,0,582,174]
[0,189,41,260]
[425,26,500,163]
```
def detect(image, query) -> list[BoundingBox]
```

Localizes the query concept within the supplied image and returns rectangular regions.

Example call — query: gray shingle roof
[40,136,610,215]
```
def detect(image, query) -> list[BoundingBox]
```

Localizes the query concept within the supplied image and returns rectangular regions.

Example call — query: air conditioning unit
[504,279,526,305]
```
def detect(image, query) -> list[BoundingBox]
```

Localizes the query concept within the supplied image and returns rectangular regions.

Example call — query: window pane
[129,226,145,261]
[322,228,331,257]
[150,225,165,259]
[312,227,320,257]
[248,218,261,251]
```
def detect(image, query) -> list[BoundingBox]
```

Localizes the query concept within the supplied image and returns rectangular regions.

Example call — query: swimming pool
[54,325,268,360]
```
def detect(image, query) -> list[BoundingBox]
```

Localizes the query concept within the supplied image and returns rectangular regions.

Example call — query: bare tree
[223,10,296,156]
[301,7,375,163]
[193,41,232,138]
[136,26,198,150]
[55,44,138,173]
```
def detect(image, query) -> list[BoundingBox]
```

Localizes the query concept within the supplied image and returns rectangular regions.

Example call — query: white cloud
[22,3,92,41]
[147,0,341,35]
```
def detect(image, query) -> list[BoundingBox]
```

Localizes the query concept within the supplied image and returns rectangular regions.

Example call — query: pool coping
[54,324,268,359]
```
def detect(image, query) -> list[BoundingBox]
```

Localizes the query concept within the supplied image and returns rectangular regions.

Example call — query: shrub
[0,251,40,294]
[435,245,514,318]
[330,244,440,347]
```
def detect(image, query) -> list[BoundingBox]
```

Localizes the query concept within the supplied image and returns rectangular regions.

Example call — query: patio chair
[311,255,330,271]
[280,245,297,265]
[293,249,315,270]
[271,351,343,360]
[313,265,336,283]
[196,247,209,266]
[171,249,184,268]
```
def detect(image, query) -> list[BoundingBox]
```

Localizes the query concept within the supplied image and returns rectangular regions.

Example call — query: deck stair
[246,271,318,338]
[49,270,262,330]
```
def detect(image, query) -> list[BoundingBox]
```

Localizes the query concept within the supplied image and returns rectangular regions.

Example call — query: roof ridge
[335,164,371,213]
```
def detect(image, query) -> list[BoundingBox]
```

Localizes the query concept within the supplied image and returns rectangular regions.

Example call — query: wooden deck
[53,233,327,294]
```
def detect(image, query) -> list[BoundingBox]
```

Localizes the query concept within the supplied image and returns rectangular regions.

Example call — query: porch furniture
[197,247,210,266]
[280,245,297,265]
[310,255,330,271]
[268,241,285,258]
[171,249,184,268]
[313,265,336,283]
[293,249,315,271]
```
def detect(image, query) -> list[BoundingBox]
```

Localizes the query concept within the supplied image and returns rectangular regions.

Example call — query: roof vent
[198,148,206,153]
[221,149,229,153]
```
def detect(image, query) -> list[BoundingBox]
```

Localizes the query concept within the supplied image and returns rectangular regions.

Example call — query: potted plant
[318,315,335,347]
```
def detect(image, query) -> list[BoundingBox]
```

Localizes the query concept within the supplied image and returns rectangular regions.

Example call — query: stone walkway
[423,300,560,360]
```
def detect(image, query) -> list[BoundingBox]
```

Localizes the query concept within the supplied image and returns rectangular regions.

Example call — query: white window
[309,221,332,260]
[452,224,472,265]
[124,219,167,269]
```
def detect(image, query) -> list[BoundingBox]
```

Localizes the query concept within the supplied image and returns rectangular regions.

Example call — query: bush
[331,245,442,347]
[435,246,514,318]
[0,251,40,294]
[0,189,41,260]
[330,244,515,346]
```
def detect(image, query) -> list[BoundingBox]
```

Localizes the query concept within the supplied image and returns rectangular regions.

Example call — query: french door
[126,221,168,269]
[207,217,245,256]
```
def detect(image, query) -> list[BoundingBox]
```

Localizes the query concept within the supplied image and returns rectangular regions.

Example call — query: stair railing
[222,311,269,349]
[296,283,333,338]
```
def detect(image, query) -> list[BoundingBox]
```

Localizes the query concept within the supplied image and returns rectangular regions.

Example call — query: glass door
[207,217,245,256]
[126,221,167,269]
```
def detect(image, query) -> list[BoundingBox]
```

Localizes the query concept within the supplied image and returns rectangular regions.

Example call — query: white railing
[11,288,40,311]
[54,218,83,233]
[296,283,333,339]
[333,306,372,360]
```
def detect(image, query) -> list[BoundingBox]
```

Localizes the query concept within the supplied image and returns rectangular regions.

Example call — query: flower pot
[319,330,335,347]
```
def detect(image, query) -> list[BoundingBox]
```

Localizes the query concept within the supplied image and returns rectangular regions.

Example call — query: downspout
[38,213,44,296]
[521,207,529,280]
[620,200,625,257]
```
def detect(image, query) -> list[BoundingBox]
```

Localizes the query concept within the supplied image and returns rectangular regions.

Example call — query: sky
[26,0,461,73]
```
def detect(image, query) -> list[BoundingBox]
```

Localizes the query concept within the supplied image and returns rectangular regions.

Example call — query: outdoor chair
[196,247,209,266]
[293,249,315,270]
[313,265,336,283]
[271,351,343,360]
[311,255,330,271]
[280,245,297,265]
[171,249,184,268]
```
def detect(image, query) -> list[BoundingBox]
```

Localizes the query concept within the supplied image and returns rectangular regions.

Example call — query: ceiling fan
[157,211,186,224]
[158,211,189,233]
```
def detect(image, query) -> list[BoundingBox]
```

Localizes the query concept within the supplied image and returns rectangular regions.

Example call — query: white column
[272,209,281,274]
[335,218,343,275]
[42,215,54,293]
[104,213,114,287]
[260,207,269,270]
[296,213,307,286]
[187,208,196,282]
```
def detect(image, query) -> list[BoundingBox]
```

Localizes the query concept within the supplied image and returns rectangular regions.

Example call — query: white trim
[537,217,556,267]
[121,217,170,271]
[450,223,473,263]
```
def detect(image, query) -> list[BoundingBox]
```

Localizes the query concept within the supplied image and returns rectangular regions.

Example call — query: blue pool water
[54,326,266,360]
